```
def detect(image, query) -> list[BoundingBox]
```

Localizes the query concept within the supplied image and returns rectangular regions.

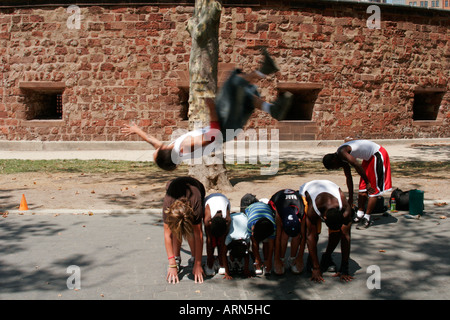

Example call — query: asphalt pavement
[0,138,449,302]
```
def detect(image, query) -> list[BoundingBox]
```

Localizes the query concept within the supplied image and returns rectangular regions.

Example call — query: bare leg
[279,232,289,259]
[358,192,368,213]
[366,196,378,215]
[290,234,301,258]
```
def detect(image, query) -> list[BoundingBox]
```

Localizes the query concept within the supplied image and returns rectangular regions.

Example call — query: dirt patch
[1,168,449,212]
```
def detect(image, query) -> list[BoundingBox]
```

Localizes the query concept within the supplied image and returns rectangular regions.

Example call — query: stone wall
[0,0,448,141]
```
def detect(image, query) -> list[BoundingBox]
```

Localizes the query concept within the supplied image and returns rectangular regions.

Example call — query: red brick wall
[0,1,448,141]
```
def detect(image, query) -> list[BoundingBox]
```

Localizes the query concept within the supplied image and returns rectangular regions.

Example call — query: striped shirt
[245,202,276,239]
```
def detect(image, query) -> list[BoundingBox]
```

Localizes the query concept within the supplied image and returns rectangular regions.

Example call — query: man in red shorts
[322,139,392,229]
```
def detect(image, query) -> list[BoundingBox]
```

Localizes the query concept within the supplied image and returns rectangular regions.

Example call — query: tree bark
[186,0,232,192]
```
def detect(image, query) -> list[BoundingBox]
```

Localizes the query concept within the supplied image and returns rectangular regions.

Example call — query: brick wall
[0,1,448,141]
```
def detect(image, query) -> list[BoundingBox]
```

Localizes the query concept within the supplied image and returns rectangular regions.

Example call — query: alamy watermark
[66,5,82,30]
[66,265,81,290]
[366,5,381,30]
[366,265,381,289]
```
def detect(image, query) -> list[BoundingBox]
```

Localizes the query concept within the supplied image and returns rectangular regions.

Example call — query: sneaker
[270,92,293,121]
[218,267,226,275]
[320,253,336,273]
[353,215,363,223]
[288,257,301,274]
[204,264,216,276]
[187,256,195,267]
[259,47,279,76]
[254,263,263,276]
[356,217,372,229]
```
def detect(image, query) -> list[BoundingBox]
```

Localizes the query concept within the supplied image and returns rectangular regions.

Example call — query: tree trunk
[186,0,232,192]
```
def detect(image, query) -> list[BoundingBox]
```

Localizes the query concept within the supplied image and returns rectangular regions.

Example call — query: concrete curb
[1,138,448,162]
[3,208,162,215]
[1,138,449,151]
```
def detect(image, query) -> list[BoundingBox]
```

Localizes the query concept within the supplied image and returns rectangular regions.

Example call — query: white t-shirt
[299,180,342,217]
[341,140,380,161]
[170,126,221,164]
[225,212,250,246]
[205,193,230,219]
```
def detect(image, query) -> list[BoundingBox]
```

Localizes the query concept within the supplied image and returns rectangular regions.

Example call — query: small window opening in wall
[278,87,321,121]
[412,89,445,121]
[19,82,65,120]
[23,91,63,120]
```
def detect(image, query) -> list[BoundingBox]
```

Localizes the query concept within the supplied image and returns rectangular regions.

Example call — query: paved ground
[0,204,449,301]
[1,138,449,302]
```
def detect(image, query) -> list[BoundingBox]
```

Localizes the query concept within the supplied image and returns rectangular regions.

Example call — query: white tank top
[341,140,380,161]
[205,193,230,219]
[299,180,342,216]
[170,126,220,164]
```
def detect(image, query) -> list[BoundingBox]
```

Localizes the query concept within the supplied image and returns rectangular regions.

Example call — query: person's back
[226,212,249,246]
[246,201,276,238]
[340,139,380,161]
[299,180,342,217]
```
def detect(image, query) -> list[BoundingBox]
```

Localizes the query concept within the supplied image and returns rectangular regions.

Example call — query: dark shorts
[214,69,260,141]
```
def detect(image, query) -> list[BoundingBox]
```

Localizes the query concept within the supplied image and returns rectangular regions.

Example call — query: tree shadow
[392,161,450,179]
[410,144,450,162]
[355,211,450,299]
[227,161,327,186]
[0,217,70,294]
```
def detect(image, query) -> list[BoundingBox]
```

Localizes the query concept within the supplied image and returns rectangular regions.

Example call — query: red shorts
[359,146,392,197]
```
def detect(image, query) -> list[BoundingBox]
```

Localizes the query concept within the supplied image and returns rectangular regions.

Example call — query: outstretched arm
[338,146,375,195]
[121,122,163,150]
[337,189,353,282]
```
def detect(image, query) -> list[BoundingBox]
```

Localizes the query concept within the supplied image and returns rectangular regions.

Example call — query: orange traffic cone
[19,194,29,211]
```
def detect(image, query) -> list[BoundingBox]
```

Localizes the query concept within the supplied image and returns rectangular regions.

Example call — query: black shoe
[353,215,363,223]
[356,217,372,229]
[270,92,293,121]
[320,253,337,273]
[259,47,279,76]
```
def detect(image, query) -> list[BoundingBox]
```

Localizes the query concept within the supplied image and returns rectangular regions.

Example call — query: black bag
[390,188,410,211]
[373,196,388,213]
